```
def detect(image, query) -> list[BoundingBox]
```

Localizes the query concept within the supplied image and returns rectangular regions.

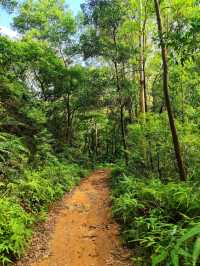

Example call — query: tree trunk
[120,104,128,165]
[143,31,148,112]
[94,121,98,159]
[127,96,133,123]
[64,93,72,146]
[154,0,186,181]
[112,27,129,165]
[139,34,145,113]
[139,0,146,113]
[113,61,128,165]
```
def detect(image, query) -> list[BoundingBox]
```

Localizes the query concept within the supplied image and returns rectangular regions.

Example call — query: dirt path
[17,170,132,266]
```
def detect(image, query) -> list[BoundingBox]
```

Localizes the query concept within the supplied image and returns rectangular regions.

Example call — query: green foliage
[14,0,76,44]
[0,133,29,179]
[0,197,33,264]
[0,0,200,264]
[0,161,86,264]
[110,165,126,179]
[8,162,83,213]
[111,172,200,265]
[127,112,200,181]
[0,0,17,11]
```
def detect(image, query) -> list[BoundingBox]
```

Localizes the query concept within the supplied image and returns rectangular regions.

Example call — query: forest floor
[15,170,132,266]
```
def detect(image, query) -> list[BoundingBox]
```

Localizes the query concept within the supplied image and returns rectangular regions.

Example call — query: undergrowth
[0,161,88,265]
[111,166,200,266]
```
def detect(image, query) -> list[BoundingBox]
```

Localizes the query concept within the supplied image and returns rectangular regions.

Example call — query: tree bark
[112,27,129,165]
[120,104,128,165]
[139,33,145,113]
[154,0,186,181]
[113,61,129,165]
[142,31,148,112]
[139,0,147,113]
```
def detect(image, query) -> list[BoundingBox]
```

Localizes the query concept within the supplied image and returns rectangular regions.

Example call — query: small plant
[0,197,33,265]
[111,173,200,265]
[0,161,86,264]
[8,163,85,213]
[0,133,29,179]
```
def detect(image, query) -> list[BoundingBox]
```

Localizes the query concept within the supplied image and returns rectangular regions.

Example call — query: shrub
[9,163,85,213]
[11,171,55,213]
[112,174,200,266]
[111,165,126,178]
[0,133,29,179]
[0,197,33,265]
[0,162,87,264]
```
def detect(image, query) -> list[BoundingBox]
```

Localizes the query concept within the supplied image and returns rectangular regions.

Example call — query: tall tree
[81,0,132,164]
[154,0,187,181]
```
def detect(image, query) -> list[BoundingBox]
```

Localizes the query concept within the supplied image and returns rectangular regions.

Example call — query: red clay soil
[17,170,132,266]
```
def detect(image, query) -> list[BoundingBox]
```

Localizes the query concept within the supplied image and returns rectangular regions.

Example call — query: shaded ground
[16,170,132,266]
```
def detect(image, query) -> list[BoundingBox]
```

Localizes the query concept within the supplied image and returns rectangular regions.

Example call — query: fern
[0,133,29,178]
[112,173,200,265]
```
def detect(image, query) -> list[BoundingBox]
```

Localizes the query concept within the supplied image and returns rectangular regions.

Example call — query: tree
[0,0,16,11]
[154,0,187,181]
[14,0,76,64]
[81,0,133,164]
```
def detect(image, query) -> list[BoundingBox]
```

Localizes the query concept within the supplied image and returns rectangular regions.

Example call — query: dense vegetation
[0,0,199,265]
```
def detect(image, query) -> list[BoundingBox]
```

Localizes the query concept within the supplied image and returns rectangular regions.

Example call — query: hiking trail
[16,170,132,266]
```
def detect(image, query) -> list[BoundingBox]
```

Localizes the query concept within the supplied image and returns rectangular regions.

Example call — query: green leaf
[177,224,200,247]
[171,249,179,266]
[193,237,200,266]
[152,249,168,266]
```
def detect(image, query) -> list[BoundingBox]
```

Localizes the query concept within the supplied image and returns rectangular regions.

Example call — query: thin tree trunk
[143,31,148,112]
[113,61,128,165]
[128,96,133,123]
[139,0,146,113]
[154,0,186,181]
[94,121,98,158]
[139,34,145,113]
[120,104,128,165]
[65,93,71,145]
[112,27,129,165]
[156,148,162,180]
